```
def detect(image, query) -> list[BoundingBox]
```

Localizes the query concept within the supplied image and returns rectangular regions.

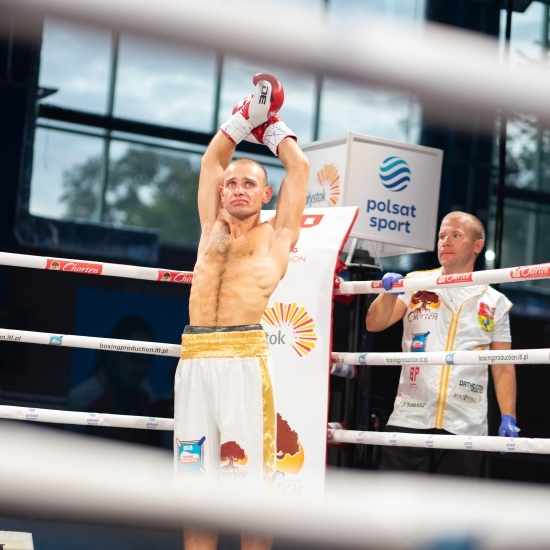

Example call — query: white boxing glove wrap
[220,112,254,145]
[263,120,297,156]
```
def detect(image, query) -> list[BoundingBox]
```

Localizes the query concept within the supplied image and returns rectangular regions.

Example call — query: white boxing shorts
[173,325,276,494]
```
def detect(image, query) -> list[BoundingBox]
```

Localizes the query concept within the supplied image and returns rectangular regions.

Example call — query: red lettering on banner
[436,273,473,285]
[510,265,550,279]
[157,270,194,284]
[300,214,324,228]
[46,259,103,275]
[372,281,384,289]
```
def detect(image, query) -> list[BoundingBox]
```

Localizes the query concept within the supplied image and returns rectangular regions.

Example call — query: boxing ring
[3,0,550,547]
[2,247,550,550]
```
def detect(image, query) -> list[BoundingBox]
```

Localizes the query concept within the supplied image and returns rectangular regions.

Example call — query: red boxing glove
[220,73,285,144]
[252,72,285,118]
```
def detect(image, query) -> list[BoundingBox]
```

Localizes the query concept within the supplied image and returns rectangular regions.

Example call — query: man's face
[437,216,484,274]
[220,162,273,219]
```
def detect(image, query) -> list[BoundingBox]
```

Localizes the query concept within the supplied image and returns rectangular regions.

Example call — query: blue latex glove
[381,272,404,295]
[499,414,520,438]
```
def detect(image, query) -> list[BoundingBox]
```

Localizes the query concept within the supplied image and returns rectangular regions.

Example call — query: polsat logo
[262,302,317,357]
[379,156,411,192]
[315,163,341,207]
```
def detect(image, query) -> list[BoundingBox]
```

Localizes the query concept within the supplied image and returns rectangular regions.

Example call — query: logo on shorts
[262,302,317,357]
[177,437,206,476]
[220,440,248,478]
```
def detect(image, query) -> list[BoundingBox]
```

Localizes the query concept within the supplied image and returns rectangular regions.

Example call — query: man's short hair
[228,158,269,187]
[442,211,485,242]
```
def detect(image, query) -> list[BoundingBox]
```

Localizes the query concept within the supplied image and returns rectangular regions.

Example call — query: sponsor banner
[260,206,358,498]
[46,258,103,275]
[510,265,550,279]
[157,270,194,284]
[437,273,474,285]
[302,133,443,257]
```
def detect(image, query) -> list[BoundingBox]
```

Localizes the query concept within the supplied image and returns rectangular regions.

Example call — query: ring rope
[1,251,550,295]
[0,404,540,455]
[0,405,174,430]
[328,429,547,454]
[1,327,544,366]
[0,251,193,284]
[0,327,181,357]
[335,263,550,295]
[331,348,543,366]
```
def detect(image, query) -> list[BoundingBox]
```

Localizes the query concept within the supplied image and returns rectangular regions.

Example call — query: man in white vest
[366,211,518,476]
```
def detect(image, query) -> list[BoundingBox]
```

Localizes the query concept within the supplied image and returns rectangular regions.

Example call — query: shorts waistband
[184,324,263,334]
[181,326,269,359]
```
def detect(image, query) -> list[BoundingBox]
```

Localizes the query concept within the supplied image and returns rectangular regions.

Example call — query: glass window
[29,1,430,254]
[496,200,550,294]
[319,81,421,143]
[321,0,425,144]
[104,142,202,247]
[30,126,105,220]
[115,34,218,132]
[486,1,550,279]
[38,18,112,113]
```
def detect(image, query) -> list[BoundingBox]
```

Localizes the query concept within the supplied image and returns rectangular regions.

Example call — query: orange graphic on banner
[316,163,341,207]
[262,302,317,357]
[276,413,304,475]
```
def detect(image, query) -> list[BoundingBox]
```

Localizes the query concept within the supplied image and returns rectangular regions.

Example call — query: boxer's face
[221,162,272,219]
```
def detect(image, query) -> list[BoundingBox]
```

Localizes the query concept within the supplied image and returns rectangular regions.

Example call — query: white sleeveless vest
[387,268,512,436]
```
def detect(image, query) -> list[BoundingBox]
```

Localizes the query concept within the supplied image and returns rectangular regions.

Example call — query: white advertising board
[302,133,443,258]
[0,532,34,550]
[260,207,358,498]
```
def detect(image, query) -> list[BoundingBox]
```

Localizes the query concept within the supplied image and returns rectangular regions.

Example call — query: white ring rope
[2,422,550,550]
[1,250,550,295]
[1,402,543,455]
[0,251,193,284]
[0,405,174,430]
[335,263,550,295]
[4,0,550,130]
[0,326,544,366]
[328,429,547,455]
[0,327,181,357]
[331,348,543,366]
